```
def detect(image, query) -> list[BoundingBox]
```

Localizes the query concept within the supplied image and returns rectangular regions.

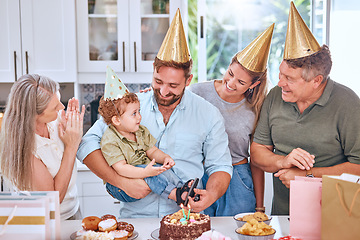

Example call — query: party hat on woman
[236,23,275,72]
[283,1,321,60]
[156,8,191,63]
[104,66,130,100]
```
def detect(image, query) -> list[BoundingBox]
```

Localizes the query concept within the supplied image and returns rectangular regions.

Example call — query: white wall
[329,0,360,96]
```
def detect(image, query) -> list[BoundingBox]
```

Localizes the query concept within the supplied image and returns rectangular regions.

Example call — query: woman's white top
[34,118,79,220]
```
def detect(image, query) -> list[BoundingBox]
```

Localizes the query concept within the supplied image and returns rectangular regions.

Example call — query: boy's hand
[163,157,175,170]
[144,159,167,177]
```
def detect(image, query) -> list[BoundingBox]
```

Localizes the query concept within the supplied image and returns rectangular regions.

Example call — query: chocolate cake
[159,209,211,240]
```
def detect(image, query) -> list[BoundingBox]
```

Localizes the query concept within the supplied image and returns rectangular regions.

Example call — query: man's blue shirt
[77,89,232,218]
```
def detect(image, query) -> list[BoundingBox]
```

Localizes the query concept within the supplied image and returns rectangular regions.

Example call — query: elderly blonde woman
[0,74,85,220]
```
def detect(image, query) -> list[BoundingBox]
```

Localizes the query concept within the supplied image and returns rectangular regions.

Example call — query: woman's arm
[112,159,167,178]
[250,161,265,211]
[31,151,75,203]
[32,108,84,203]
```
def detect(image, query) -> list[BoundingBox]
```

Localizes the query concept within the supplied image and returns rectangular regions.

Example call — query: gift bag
[290,176,322,240]
[321,174,360,240]
[0,191,61,240]
[0,196,51,240]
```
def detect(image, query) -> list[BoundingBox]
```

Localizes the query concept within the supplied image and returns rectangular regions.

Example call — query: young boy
[98,67,194,204]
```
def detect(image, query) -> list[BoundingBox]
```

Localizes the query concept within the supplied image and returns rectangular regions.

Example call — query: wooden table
[61,216,290,240]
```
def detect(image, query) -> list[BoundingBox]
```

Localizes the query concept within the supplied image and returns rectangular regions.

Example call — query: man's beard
[152,85,184,107]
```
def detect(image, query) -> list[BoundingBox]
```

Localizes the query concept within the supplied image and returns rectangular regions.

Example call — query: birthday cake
[159,209,211,240]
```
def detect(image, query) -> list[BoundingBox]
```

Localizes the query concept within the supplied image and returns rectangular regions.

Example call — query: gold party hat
[104,66,130,100]
[156,8,191,63]
[236,23,275,73]
[283,1,321,60]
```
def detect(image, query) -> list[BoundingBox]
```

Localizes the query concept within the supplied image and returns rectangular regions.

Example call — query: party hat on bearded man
[156,8,191,63]
[104,66,130,100]
[236,23,275,73]
[283,1,321,60]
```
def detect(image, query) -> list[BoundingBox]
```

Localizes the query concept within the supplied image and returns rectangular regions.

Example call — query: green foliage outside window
[187,0,311,85]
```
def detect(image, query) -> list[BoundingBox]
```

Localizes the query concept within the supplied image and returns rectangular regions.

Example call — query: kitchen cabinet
[0,0,77,83]
[76,0,188,83]
[76,163,122,217]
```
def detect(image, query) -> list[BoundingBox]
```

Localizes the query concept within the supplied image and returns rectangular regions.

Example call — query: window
[191,0,328,88]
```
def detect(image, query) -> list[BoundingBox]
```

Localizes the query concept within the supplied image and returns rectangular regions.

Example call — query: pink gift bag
[290,176,322,240]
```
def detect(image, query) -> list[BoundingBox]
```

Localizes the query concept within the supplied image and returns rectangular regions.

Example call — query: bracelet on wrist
[255,207,265,212]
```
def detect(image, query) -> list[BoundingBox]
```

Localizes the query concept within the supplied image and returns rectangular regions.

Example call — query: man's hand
[281,148,315,171]
[274,167,306,188]
[186,188,216,213]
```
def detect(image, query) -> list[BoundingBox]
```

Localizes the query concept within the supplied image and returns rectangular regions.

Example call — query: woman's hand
[59,100,85,149]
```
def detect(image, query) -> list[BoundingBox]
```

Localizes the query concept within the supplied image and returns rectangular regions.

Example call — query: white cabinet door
[130,0,187,72]
[0,0,21,82]
[76,0,129,73]
[76,0,187,75]
[76,169,121,217]
[0,0,77,83]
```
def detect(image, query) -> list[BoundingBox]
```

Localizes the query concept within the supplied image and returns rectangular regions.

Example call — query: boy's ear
[111,115,121,125]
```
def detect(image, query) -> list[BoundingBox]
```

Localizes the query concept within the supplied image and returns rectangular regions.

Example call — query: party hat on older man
[283,1,321,60]
[156,8,191,63]
[104,66,130,100]
[236,23,275,73]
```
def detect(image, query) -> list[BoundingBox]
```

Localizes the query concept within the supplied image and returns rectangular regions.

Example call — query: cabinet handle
[134,42,137,72]
[114,200,121,204]
[25,51,29,74]
[200,16,204,39]
[122,42,125,72]
[14,51,17,81]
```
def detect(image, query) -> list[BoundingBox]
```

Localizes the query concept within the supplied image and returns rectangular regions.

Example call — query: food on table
[271,236,303,240]
[110,230,129,240]
[117,221,135,237]
[101,214,117,221]
[196,230,232,240]
[82,216,102,231]
[76,214,134,240]
[99,219,118,232]
[237,212,269,222]
[81,230,114,240]
[159,209,211,240]
[236,219,275,236]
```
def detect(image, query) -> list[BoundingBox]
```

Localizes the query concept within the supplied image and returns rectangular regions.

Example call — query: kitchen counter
[61,216,289,240]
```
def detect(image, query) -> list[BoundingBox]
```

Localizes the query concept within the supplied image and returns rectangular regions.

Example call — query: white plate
[151,228,160,240]
[70,230,138,240]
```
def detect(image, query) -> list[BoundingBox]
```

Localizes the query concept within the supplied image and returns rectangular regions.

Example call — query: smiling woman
[0,74,85,220]
[188,23,274,217]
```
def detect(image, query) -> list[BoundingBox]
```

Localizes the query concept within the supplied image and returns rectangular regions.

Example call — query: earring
[248,88,253,93]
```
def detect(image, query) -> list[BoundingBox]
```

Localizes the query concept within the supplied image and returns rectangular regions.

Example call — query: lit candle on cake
[180,204,186,219]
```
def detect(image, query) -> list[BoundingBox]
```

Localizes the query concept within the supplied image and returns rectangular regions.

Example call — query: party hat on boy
[283,1,321,60]
[104,66,130,100]
[236,23,275,73]
[156,8,191,63]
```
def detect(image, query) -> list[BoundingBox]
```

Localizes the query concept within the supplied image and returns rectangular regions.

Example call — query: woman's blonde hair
[231,56,268,135]
[0,74,59,190]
